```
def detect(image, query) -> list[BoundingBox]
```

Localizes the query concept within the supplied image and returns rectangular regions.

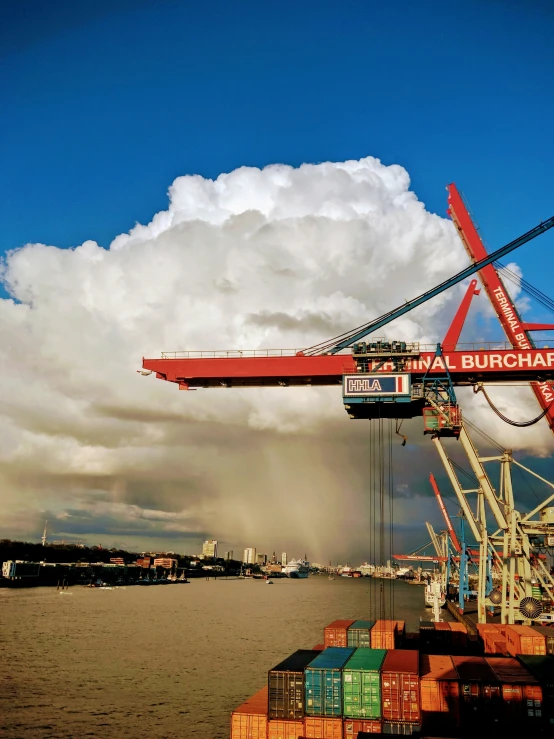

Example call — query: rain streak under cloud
[1,156,552,560]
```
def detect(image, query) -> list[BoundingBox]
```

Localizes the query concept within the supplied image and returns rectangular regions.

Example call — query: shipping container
[531,624,554,655]
[267,719,304,739]
[476,623,500,638]
[505,624,546,656]
[324,620,356,648]
[380,650,420,723]
[305,647,355,717]
[343,648,387,719]
[342,719,382,737]
[347,621,375,648]
[312,644,325,652]
[269,650,321,719]
[231,686,268,739]
[451,656,502,729]
[303,717,342,738]
[419,654,460,727]
[380,720,421,735]
[448,621,468,653]
[483,633,508,655]
[485,656,543,725]
[371,621,396,650]
[393,621,406,647]
[517,654,554,727]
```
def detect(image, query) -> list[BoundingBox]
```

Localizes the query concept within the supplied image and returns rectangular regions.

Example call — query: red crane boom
[447,184,554,433]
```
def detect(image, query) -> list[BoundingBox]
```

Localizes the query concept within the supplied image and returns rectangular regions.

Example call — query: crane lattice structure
[141,185,554,624]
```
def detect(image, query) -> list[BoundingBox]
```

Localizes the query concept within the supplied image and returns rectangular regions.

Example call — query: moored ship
[282,558,310,578]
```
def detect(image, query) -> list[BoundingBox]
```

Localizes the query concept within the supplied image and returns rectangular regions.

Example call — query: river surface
[1,577,441,738]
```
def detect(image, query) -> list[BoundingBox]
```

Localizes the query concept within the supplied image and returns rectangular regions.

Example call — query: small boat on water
[266,579,273,585]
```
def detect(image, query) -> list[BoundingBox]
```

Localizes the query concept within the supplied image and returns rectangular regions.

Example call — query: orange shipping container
[505,625,546,656]
[231,687,268,739]
[476,623,501,637]
[419,654,460,725]
[303,717,342,738]
[312,644,325,652]
[484,633,508,655]
[324,620,355,648]
[342,719,382,737]
[268,719,304,739]
[370,620,395,650]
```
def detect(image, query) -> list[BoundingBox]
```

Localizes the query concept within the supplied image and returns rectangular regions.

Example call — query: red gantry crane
[141,187,554,624]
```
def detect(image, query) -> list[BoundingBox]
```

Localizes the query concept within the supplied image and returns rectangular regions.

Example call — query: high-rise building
[224,551,233,561]
[243,547,256,564]
[281,552,287,566]
[202,539,218,558]
[256,553,267,566]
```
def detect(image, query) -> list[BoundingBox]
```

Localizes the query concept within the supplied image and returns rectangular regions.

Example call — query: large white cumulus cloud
[1,156,552,557]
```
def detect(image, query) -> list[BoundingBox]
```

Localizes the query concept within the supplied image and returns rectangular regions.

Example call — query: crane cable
[473,384,554,426]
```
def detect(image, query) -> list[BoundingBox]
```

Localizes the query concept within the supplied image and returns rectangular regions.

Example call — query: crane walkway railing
[159,341,548,359]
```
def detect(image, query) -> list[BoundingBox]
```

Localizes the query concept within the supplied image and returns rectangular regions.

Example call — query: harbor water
[1,577,438,738]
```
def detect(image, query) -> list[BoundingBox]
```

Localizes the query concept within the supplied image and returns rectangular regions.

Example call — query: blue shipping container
[305,647,355,717]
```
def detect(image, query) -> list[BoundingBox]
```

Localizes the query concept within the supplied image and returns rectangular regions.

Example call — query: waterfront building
[256,553,267,566]
[153,557,177,570]
[281,552,287,566]
[202,539,218,558]
[243,547,256,564]
[224,551,233,560]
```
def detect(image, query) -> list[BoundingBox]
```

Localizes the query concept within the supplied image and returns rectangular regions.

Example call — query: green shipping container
[343,648,387,719]
[347,620,375,648]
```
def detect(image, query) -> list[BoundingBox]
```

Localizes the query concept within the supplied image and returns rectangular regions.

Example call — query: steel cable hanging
[474,384,554,426]
[496,262,554,315]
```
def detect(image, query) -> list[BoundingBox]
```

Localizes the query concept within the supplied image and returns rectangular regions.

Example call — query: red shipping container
[370,620,395,650]
[419,654,460,726]
[380,649,420,723]
[448,621,469,651]
[505,625,546,656]
[451,656,502,729]
[268,719,304,739]
[312,644,325,652]
[342,719,382,737]
[433,622,451,631]
[303,717,342,738]
[485,657,543,725]
[324,620,355,648]
[231,686,268,739]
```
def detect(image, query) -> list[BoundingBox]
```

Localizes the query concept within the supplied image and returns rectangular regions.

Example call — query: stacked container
[342,718,382,736]
[485,656,543,727]
[418,621,434,653]
[323,620,355,648]
[370,620,396,650]
[347,620,375,648]
[517,654,554,728]
[380,649,420,731]
[267,719,304,739]
[452,656,502,730]
[531,624,554,655]
[268,650,321,720]
[505,624,546,656]
[230,686,268,739]
[448,621,469,653]
[342,648,386,719]
[302,716,342,738]
[419,653,460,733]
[305,647,355,717]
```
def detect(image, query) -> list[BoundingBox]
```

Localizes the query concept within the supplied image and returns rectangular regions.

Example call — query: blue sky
[2,0,553,294]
